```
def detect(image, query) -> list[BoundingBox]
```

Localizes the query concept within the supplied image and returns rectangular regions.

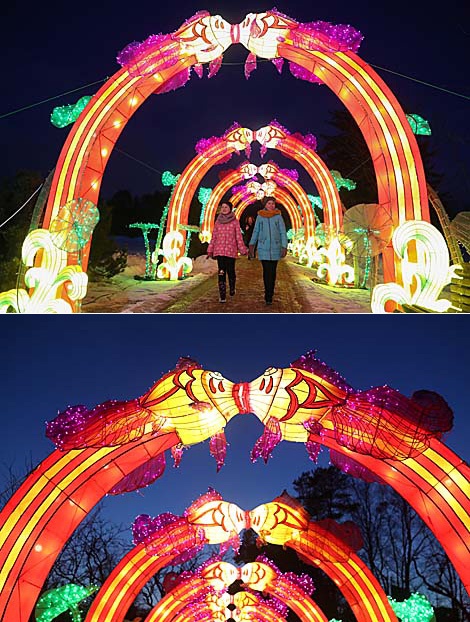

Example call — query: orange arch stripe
[85,520,394,622]
[233,187,303,231]
[0,433,179,622]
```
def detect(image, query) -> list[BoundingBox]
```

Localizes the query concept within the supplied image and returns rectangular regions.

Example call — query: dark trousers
[216,256,236,299]
[261,260,278,302]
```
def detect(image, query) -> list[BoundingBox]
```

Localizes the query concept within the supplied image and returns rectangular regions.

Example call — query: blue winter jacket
[249,212,288,261]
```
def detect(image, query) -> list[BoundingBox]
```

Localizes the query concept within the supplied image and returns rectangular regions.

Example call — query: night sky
[2,315,469,533]
[2,0,469,212]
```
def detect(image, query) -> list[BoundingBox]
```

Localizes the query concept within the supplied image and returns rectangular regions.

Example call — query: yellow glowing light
[0,229,88,313]
[300,236,322,268]
[316,237,354,286]
[250,493,310,545]
[34,544,42,552]
[201,561,239,591]
[113,120,121,128]
[130,97,138,106]
[101,148,108,157]
[91,180,98,190]
[371,220,461,313]
[155,231,193,280]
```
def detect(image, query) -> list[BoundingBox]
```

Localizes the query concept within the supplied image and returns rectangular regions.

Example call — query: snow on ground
[83,250,372,314]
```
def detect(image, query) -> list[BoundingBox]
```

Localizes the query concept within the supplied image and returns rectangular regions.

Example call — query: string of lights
[0,59,467,122]
[0,183,43,229]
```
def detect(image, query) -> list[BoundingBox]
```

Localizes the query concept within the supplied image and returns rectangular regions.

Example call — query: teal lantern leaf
[162,171,180,187]
[51,96,92,128]
[388,592,434,622]
[330,170,357,191]
[35,584,98,622]
[406,114,432,135]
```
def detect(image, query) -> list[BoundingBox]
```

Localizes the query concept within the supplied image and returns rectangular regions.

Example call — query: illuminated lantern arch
[200,157,334,242]
[164,125,334,259]
[85,491,395,622]
[202,161,314,241]
[254,127,343,236]
[233,186,303,232]
[172,591,287,622]
[0,355,467,621]
[27,8,429,308]
[143,560,329,622]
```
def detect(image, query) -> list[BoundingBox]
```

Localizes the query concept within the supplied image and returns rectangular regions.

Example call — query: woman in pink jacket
[207,201,248,303]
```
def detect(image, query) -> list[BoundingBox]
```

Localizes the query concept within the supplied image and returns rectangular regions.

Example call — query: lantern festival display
[0,354,468,621]
[0,8,435,310]
[86,490,396,622]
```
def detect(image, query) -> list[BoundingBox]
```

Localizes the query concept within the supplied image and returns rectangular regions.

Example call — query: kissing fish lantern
[141,365,239,445]
[249,491,310,545]
[173,12,233,65]
[185,489,247,550]
[240,561,277,592]
[200,561,239,592]
[249,353,453,461]
[46,359,239,450]
[248,365,345,462]
[249,365,345,442]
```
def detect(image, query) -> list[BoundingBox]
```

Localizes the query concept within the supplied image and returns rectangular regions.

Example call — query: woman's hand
[280,247,287,258]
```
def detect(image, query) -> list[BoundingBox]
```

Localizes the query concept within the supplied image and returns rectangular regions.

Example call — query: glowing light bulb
[101,148,108,157]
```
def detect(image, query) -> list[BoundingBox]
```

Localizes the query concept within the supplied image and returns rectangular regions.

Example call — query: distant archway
[203,160,315,240]
[172,591,285,622]
[85,492,394,622]
[232,186,303,232]
[143,560,329,622]
[200,152,338,243]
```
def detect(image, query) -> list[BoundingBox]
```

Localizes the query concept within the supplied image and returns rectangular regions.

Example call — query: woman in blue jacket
[248,197,288,305]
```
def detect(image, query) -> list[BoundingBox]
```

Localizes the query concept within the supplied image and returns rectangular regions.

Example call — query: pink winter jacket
[207,218,248,258]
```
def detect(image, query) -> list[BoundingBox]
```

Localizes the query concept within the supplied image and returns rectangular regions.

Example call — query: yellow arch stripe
[0,448,114,590]
[310,51,406,223]
[338,52,424,220]
[53,71,131,214]
[89,549,155,621]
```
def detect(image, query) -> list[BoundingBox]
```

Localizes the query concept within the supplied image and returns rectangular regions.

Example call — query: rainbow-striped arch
[84,493,396,622]
[169,591,285,622]
[0,357,467,621]
[141,560,331,622]
[233,186,303,233]
[175,129,339,247]
[201,160,317,242]
[38,9,428,306]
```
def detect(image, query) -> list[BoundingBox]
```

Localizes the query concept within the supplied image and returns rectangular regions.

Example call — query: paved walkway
[155,257,371,314]
[83,256,371,313]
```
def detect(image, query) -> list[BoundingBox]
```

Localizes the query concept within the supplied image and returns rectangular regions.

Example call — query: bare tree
[0,455,36,511]
[137,544,222,610]
[293,466,469,620]
[414,534,470,621]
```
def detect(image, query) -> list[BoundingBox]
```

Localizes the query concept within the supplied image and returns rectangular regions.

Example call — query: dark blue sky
[2,315,469,534]
[1,0,469,212]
